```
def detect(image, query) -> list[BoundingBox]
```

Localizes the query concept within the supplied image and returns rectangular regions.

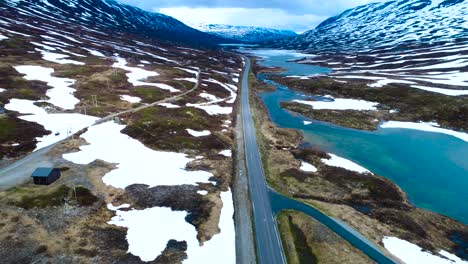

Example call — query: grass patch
[133,87,166,102]
[10,185,98,209]
[0,117,17,138]
[277,210,318,264]
[123,106,227,151]
[56,66,96,78]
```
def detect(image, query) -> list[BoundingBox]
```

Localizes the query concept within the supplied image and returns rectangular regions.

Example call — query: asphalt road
[0,144,56,190]
[240,56,286,264]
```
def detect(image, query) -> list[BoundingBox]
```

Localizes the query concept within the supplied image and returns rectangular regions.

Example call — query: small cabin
[31,167,61,185]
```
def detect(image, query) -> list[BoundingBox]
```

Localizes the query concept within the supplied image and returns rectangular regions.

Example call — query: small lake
[244,48,468,224]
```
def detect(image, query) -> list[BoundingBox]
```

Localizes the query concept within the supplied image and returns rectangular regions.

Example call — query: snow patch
[322,154,370,174]
[83,48,106,57]
[40,50,84,65]
[64,122,213,189]
[9,110,97,150]
[14,65,79,110]
[410,85,468,96]
[120,95,141,103]
[107,189,235,263]
[300,161,318,172]
[368,79,416,88]
[380,121,468,142]
[293,98,379,111]
[219,150,232,157]
[113,57,179,92]
[187,104,233,116]
[186,129,211,137]
[158,103,181,108]
[382,237,467,264]
[5,99,47,115]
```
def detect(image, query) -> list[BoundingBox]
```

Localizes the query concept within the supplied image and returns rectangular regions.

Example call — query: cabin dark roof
[31,167,55,177]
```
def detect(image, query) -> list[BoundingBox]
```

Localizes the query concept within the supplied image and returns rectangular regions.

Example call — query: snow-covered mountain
[193,23,297,43]
[1,0,229,46]
[271,0,468,52]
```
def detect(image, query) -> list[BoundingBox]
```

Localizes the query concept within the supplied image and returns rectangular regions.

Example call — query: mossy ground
[6,184,98,209]
[0,114,49,160]
[122,106,231,152]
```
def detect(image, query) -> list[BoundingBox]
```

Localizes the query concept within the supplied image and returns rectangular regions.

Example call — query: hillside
[271,0,468,52]
[2,0,230,47]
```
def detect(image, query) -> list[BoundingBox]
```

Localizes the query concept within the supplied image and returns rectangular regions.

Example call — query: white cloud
[158,7,328,33]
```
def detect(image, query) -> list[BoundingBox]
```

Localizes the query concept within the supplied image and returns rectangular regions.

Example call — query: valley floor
[0,9,246,263]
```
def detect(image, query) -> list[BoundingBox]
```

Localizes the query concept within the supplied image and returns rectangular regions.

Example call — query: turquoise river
[246,49,468,224]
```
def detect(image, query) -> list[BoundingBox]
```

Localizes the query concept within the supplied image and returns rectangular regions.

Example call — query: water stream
[247,48,468,224]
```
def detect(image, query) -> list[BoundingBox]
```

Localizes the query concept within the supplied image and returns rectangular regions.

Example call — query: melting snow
[293,98,379,111]
[158,103,181,108]
[368,79,416,88]
[64,121,213,188]
[5,99,46,115]
[83,48,106,57]
[14,65,79,109]
[382,237,467,264]
[113,57,179,92]
[175,67,199,76]
[200,92,221,102]
[107,189,235,263]
[380,121,468,142]
[120,95,141,103]
[187,104,233,116]
[186,129,211,137]
[0,34,8,40]
[175,77,198,83]
[5,98,97,150]
[300,161,318,172]
[219,150,232,157]
[20,114,98,150]
[39,50,84,65]
[321,154,371,174]
[197,190,208,195]
[108,205,194,262]
[410,85,468,96]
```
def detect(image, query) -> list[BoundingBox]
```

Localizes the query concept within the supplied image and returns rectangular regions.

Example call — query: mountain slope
[1,0,230,47]
[271,0,468,52]
[193,23,297,43]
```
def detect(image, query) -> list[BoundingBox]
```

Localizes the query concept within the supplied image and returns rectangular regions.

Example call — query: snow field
[383,237,467,264]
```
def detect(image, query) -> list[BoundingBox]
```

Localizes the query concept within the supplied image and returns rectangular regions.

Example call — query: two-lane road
[240,56,286,264]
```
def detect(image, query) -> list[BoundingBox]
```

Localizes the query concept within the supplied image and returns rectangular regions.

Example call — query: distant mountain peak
[271,0,468,52]
[192,23,297,43]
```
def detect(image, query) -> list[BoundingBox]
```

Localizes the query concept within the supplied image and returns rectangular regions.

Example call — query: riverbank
[248,57,468,263]
[271,75,468,133]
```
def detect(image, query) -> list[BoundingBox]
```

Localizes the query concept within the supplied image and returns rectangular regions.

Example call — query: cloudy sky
[117,0,380,33]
